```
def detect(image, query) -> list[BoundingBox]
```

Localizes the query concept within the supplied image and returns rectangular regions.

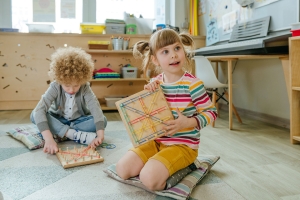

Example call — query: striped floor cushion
[103,155,220,200]
[6,124,68,150]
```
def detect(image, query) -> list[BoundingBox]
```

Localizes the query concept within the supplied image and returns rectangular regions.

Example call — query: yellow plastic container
[80,23,106,34]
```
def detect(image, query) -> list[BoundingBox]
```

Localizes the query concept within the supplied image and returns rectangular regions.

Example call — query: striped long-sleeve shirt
[153,72,218,149]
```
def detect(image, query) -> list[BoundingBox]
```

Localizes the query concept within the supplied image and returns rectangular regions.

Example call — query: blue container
[156,24,166,30]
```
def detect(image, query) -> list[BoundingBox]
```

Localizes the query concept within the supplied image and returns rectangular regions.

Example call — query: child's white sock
[66,129,96,145]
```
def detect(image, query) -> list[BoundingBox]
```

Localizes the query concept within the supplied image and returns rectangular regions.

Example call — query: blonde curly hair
[133,28,195,76]
[48,46,94,85]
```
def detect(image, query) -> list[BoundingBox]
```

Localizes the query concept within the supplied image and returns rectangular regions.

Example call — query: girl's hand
[163,108,197,137]
[144,80,160,92]
[89,130,104,148]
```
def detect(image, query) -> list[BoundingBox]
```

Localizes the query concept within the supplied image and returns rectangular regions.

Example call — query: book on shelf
[0,28,19,32]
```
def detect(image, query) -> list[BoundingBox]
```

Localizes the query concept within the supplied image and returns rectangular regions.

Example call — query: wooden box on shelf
[88,44,109,49]
[88,40,110,50]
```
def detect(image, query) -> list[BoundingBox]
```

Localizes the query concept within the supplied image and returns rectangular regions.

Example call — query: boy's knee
[104,116,107,128]
[30,111,36,124]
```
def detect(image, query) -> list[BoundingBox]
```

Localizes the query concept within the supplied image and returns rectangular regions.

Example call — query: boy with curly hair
[30,46,106,154]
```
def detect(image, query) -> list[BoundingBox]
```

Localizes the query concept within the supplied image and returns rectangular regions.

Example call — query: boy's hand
[89,130,104,148]
[43,139,58,154]
[163,108,197,137]
[41,130,58,154]
[144,80,160,92]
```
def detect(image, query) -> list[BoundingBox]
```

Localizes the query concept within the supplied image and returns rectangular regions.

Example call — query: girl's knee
[116,152,143,180]
[140,167,167,191]
[116,151,144,180]
[116,161,128,180]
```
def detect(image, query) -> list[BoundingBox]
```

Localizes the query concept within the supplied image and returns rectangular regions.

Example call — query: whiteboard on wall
[203,0,300,42]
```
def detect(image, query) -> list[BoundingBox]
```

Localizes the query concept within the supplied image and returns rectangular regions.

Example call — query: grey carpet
[0,122,244,200]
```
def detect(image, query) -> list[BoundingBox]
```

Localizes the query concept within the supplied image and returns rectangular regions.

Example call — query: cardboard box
[105,96,126,108]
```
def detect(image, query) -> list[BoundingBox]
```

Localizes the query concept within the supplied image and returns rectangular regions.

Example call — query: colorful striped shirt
[152,72,218,149]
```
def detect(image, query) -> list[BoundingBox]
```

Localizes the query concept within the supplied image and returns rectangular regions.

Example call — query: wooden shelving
[0,32,205,110]
[86,36,151,111]
[86,50,133,54]
[91,78,148,82]
[289,36,300,144]
[292,136,300,142]
[292,87,300,91]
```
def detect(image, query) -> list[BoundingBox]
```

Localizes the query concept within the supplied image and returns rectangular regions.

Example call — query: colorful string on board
[119,89,170,144]
[58,146,101,163]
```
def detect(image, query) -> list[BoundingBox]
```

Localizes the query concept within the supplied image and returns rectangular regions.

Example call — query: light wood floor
[1,109,300,200]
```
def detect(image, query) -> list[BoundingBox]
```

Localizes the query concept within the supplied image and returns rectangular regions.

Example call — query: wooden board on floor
[56,146,104,169]
[115,87,174,147]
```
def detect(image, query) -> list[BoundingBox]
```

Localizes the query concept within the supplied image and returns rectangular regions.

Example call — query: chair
[193,56,242,127]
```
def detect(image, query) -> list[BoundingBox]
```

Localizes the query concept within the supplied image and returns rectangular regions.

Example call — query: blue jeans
[30,112,107,138]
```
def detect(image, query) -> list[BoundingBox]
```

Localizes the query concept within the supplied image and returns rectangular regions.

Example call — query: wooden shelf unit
[91,78,148,110]
[91,78,149,82]
[86,50,133,54]
[0,32,205,110]
[290,36,300,144]
[87,45,149,110]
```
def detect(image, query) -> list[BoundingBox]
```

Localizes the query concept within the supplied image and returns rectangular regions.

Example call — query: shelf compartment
[91,78,148,82]
[292,87,300,91]
[292,136,300,142]
[86,50,132,54]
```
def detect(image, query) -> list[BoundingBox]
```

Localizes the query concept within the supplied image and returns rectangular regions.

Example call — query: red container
[291,29,300,37]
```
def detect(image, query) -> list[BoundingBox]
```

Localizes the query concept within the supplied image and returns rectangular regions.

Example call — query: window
[12,0,82,33]
[96,0,154,23]
[11,0,156,33]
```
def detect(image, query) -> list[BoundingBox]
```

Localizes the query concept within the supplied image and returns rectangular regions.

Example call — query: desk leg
[280,58,290,104]
[228,60,233,130]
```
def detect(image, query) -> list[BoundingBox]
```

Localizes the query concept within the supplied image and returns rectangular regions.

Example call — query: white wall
[0,0,12,28]
[218,59,290,120]
[82,0,96,23]
[168,0,189,30]
[195,3,290,120]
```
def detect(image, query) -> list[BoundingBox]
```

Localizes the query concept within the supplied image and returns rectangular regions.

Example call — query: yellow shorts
[130,140,198,176]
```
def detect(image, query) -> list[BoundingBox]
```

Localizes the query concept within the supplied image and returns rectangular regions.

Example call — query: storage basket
[291,29,300,37]
[27,24,55,33]
[122,67,138,79]
[156,24,166,30]
[105,23,126,34]
[135,18,154,34]
[105,96,126,108]
[291,23,300,30]
[80,23,105,34]
[126,24,137,34]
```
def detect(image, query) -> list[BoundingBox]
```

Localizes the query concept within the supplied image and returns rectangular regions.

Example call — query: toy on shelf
[115,87,173,147]
[56,146,104,169]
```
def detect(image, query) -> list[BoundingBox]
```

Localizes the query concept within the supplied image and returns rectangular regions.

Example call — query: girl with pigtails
[116,28,218,191]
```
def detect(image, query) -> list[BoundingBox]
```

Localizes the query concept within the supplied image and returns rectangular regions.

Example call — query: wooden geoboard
[115,87,174,147]
[56,146,104,169]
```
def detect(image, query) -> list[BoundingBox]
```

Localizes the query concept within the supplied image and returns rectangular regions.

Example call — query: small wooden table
[205,55,289,130]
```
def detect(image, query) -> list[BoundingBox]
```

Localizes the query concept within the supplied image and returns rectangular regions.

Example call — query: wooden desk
[206,55,289,130]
